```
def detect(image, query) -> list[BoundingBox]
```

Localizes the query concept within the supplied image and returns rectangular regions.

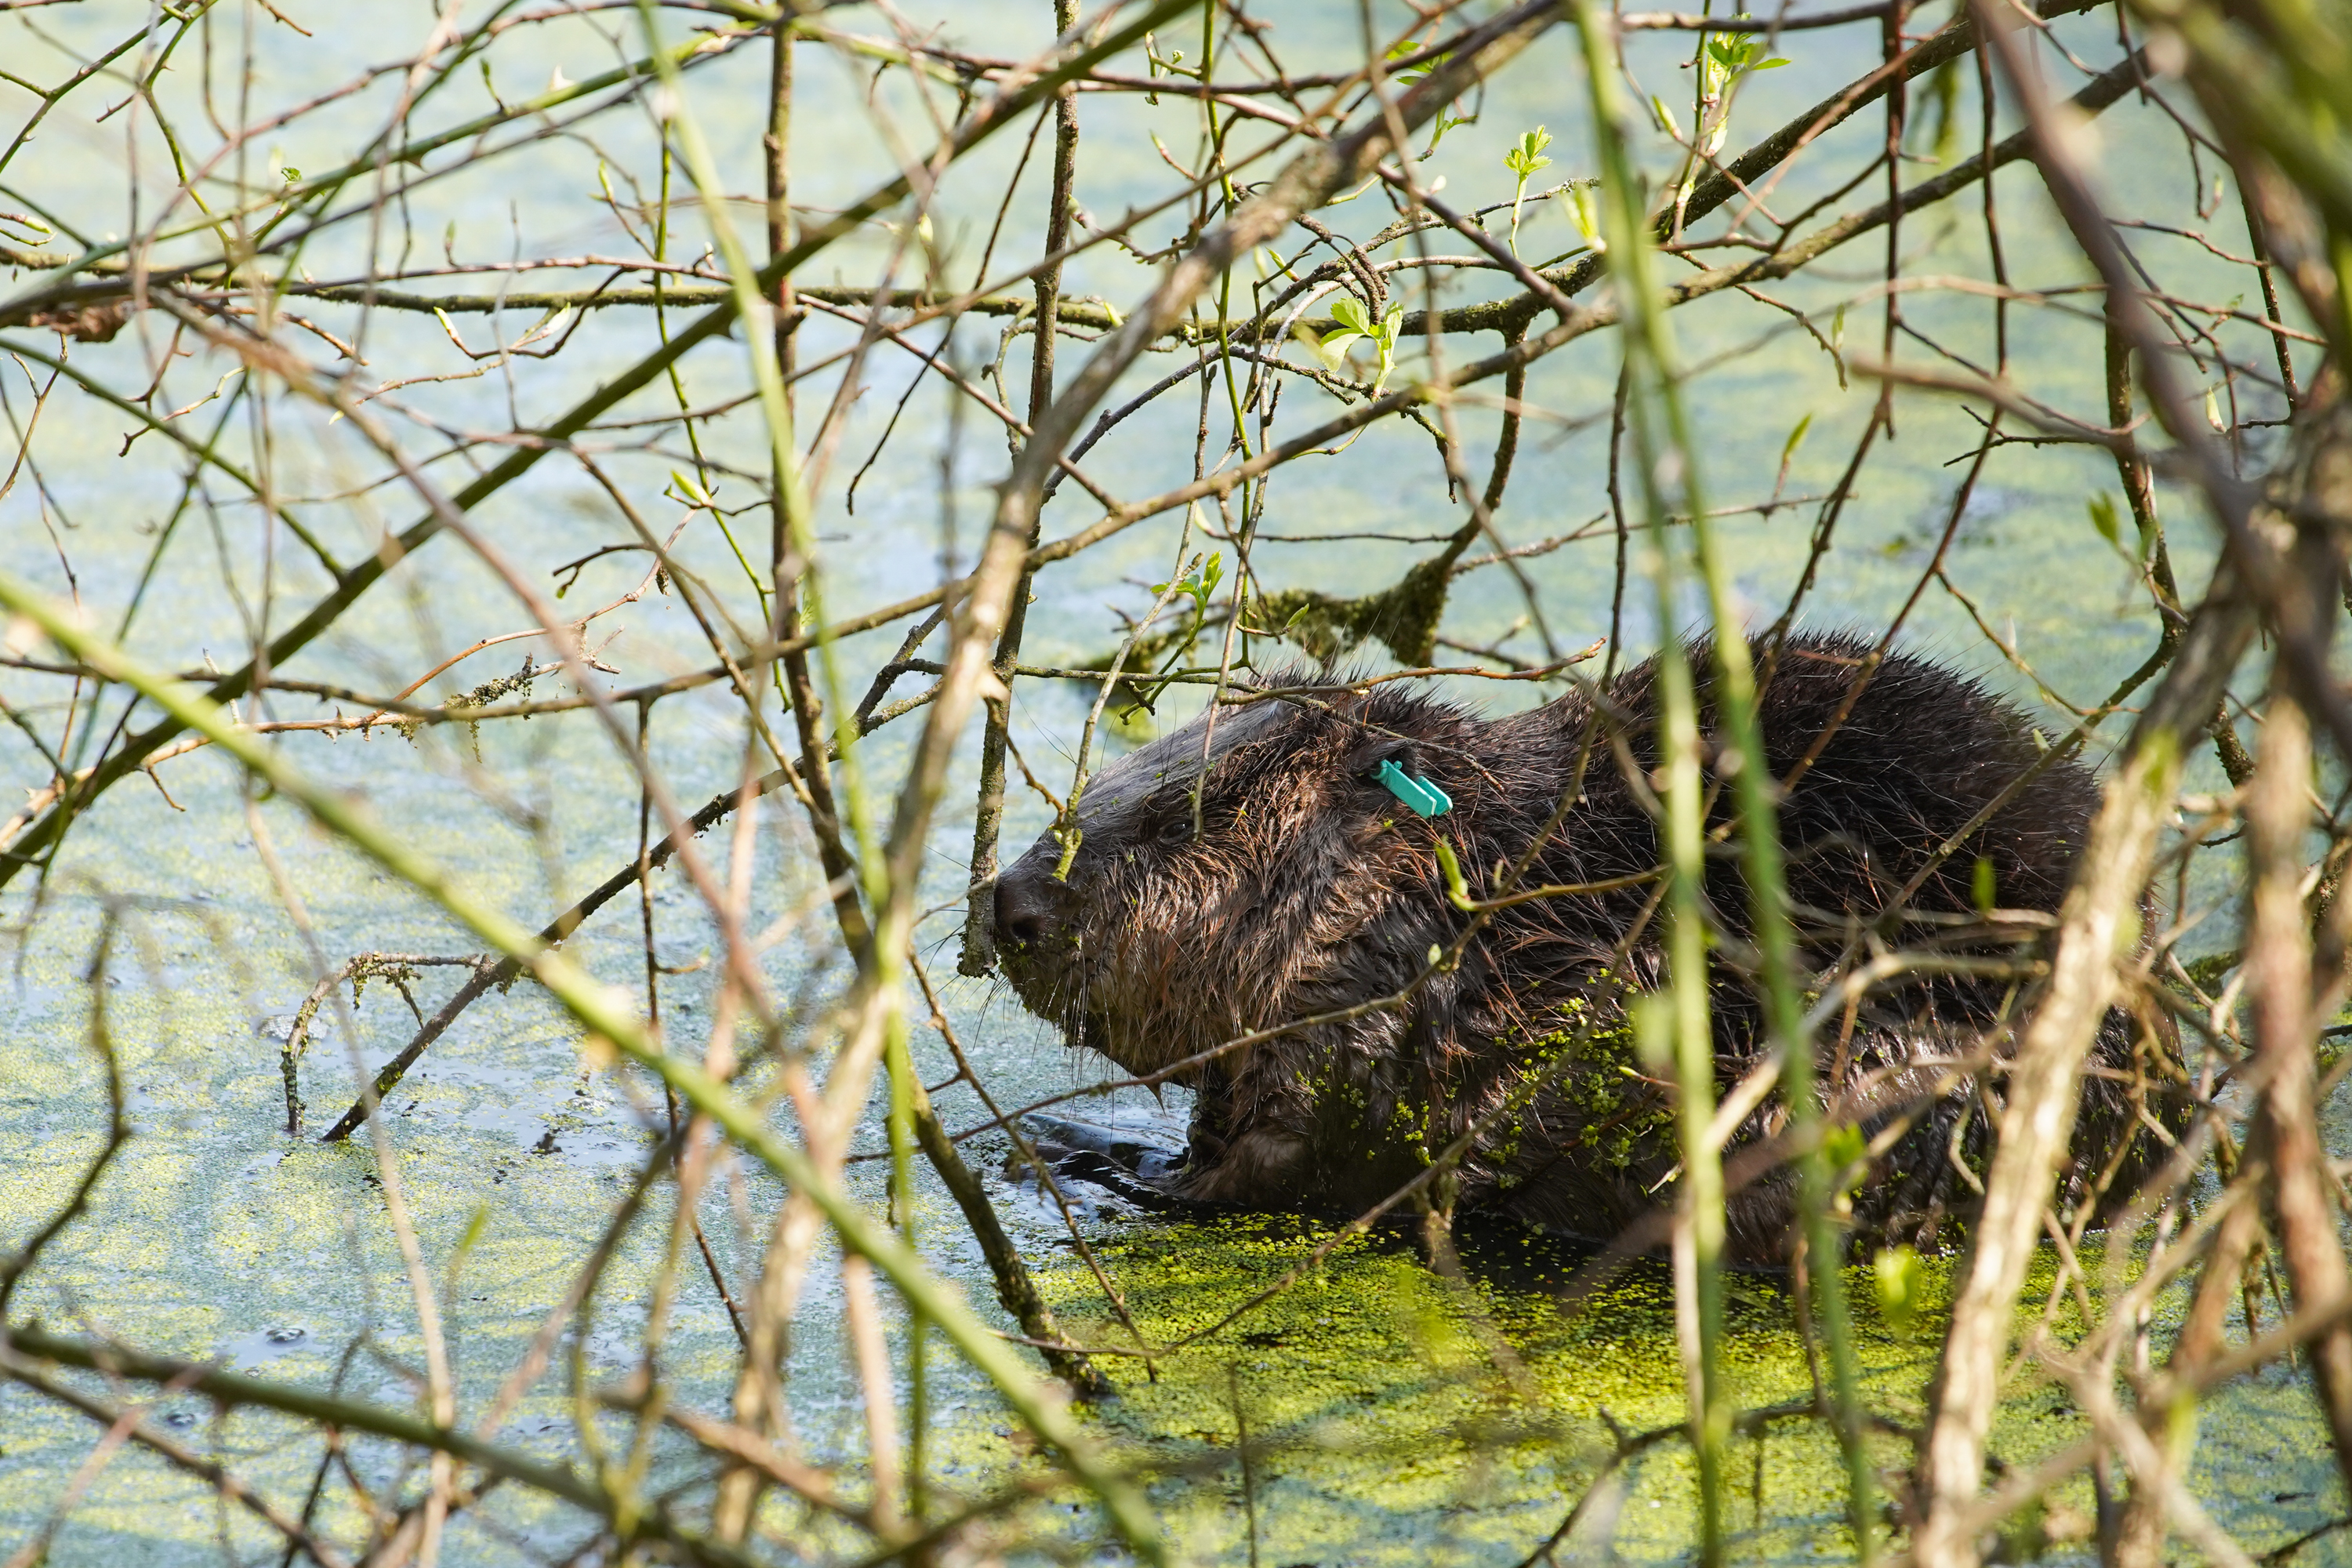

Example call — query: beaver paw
[1008,1112,1190,1209]
[1161,1127,1315,1205]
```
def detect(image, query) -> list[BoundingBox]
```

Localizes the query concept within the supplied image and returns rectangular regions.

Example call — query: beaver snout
[993,862,1070,953]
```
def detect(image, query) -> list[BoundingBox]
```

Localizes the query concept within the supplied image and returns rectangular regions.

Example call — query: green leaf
[1873,1246,1926,1340]
[1780,412,1813,466]
[1972,855,1997,913]
[1301,301,1374,374]
[1706,34,1763,74]
[1425,107,1476,152]
[1752,56,1791,68]
[1367,301,1405,394]
[1154,553,1221,615]
[1389,40,1448,85]
[1632,992,1674,1073]
[1432,839,1472,910]
[1503,125,1553,177]
[445,1200,494,1296]
[1565,183,1603,247]
[2087,491,2122,549]
[1824,1123,1867,1190]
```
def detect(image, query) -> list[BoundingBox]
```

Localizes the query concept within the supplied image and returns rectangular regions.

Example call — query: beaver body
[993,633,2180,1261]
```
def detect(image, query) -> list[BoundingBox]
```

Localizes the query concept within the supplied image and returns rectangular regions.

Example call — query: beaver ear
[1341,733,1414,783]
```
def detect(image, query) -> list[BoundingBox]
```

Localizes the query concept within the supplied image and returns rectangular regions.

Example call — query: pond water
[0,1,2342,1563]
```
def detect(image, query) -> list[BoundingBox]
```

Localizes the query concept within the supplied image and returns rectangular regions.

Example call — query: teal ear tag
[1375,757,1453,818]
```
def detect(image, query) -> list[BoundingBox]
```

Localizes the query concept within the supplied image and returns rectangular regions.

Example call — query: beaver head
[991,681,1484,1083]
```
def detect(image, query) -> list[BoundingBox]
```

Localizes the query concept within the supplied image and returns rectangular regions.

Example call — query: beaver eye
[1157,815,1192,846]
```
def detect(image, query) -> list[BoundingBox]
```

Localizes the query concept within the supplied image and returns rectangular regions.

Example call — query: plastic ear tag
[1376,757,1453,818]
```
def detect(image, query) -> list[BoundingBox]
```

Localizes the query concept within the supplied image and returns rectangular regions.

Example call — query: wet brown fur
[993,633,2185,1263]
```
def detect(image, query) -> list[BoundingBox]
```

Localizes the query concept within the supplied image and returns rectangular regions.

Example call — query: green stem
[1572,2,1874,1558]
[1200,6,1257,526]
[887,1018,926,1519]
[637,2,875,884]
[1570,9,1728,1559]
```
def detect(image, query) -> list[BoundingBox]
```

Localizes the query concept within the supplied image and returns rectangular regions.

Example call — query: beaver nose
[994,870,1059,951]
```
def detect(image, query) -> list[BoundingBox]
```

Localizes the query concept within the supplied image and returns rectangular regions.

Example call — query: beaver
[991,633,2183,1262]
